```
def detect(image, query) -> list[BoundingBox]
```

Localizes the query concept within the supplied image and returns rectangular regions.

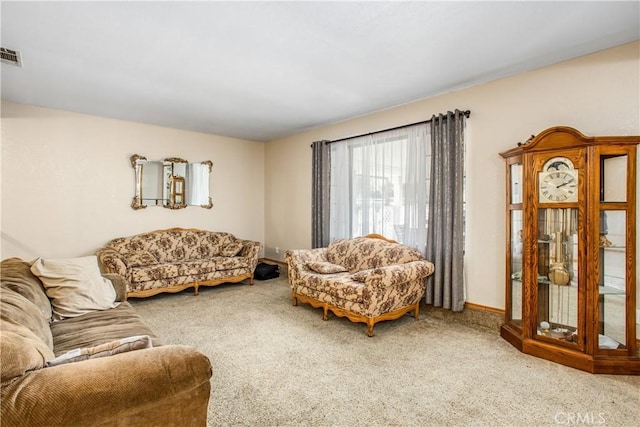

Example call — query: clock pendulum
[549,230,570,286]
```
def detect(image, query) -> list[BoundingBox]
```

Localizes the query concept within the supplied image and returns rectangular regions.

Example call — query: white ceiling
[1,1,639,142]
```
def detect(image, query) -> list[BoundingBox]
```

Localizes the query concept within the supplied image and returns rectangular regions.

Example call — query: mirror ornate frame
[130,154,213,210]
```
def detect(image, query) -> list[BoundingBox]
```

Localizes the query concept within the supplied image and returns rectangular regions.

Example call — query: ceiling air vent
[1,47,22,66]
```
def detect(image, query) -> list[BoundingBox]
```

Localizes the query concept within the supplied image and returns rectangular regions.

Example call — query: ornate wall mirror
[131,154,213,210]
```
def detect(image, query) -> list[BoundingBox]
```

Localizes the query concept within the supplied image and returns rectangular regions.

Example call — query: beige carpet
[131,277,640,427]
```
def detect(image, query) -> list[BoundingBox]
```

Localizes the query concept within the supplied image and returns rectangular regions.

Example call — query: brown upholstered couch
[285,234,435,336]
[0,257,212,426]
[97,227,261,298]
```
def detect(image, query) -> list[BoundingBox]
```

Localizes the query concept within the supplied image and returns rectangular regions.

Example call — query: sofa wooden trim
[292,291,419,337]
[362,233,397,244]
[127,272,254,298]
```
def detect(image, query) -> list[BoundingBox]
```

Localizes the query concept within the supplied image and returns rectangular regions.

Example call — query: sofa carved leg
[194,283,199,296]
[292,294,298,306]
[249,274,254,286]
[413,303,420,320]
[366,320,375,337]
[322,305,329,321]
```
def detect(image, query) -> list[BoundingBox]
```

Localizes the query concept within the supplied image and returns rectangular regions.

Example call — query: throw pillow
[307,261,348,274]
[125,251,158,267]
[30,256,118,321]
[219,241,243,257]
[351,270,370,282]
[46,335,152,367]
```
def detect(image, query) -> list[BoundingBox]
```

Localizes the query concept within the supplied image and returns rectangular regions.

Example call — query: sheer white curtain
[329,123,430,253]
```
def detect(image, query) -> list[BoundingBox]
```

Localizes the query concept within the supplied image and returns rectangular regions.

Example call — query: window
[329,123,430,252]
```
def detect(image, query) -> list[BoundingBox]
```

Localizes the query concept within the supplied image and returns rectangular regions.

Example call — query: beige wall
[1,102,265,260]
[264,41,640,311]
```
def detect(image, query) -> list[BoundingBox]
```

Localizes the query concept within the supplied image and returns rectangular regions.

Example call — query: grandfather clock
[500,126,639,374]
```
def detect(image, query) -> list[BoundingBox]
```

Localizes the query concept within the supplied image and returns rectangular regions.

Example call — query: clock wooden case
[499,126,640,374]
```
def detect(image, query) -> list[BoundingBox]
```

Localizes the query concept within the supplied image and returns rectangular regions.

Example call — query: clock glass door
[507,161,523,330]
[596,153,631,351]
[510,209,523,328]
[597,210,627,350]
[536,207,580,347]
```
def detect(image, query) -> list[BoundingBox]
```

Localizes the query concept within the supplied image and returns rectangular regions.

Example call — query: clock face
[539,170,578,203]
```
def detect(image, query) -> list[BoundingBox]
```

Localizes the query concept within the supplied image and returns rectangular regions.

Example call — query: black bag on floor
[254,262,280,280]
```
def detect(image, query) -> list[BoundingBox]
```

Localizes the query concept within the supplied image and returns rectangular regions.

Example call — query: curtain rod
[326,110,470,145]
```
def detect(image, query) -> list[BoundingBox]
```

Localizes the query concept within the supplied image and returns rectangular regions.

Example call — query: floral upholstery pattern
[285,236,435,336]
[125,251,158,268]
[306,261,348,274]
[326,237,424,273]
[97,228,261,297]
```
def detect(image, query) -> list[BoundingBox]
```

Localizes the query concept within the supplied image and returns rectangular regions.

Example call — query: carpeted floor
[131,277,640,427]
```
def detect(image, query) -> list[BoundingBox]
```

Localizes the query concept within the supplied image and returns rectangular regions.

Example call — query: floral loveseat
[97,228,261,298]
[285,234,435,336]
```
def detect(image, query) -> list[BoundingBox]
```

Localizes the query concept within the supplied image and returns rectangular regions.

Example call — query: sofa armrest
[0,345,212,426]
[102,273,128,302]
[285,248,328,263]
[285,248,329,271]
[356,260,435,290]
[238,239,262,270]
[238,239,261,258]
[285,248,331,284]
[96,248,128,277]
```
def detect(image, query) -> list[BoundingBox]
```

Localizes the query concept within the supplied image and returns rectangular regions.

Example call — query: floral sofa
[285,234,435,336]
[0,257,212,426]
[97,228,261,298]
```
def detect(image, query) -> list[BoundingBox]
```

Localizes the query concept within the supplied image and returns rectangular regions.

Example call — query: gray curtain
[425,110,466,311]
[311,140,331,248]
